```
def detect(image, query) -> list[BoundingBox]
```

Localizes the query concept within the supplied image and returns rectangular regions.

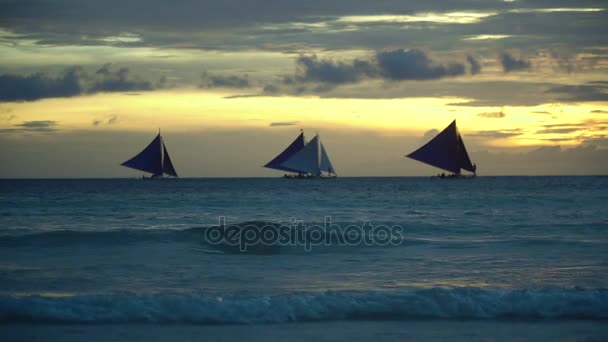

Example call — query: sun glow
[1,91,606,150]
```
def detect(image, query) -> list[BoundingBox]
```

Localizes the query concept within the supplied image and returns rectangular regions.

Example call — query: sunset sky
[1,0,607,177]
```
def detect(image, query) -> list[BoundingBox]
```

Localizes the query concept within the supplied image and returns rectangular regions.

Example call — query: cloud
[0,67,84,101]
[466,55,482,75]
[90,64,153,92]
[591,110,608,114]
[259,49,481,96]
[279,49,476,92]
[500,52,531,72]
[263,84,280,94]
[292,55,375,84]
[472,144,608,175]
[0,65,160,102]
[535,127,582,134]
[420,129,440,143]
[92,115,119,126]
[0,120,58,133]
[376,49,468,80]
[477,111,505,118]
[583,136,608,148]
[16,120,56,129]
[200,72,250,88]
[269,121,300,127]
[545,82,608,102]
[469,129,524,139]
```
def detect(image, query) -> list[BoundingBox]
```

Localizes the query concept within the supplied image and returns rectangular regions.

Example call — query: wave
[0,228,201,247]
[1,222,603,251]
[0,287,606,324]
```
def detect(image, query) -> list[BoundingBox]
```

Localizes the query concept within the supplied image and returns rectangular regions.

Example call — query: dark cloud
[16,120,56,129]
[477,111,505,118]
[545,82,608,102]
[92,115,119,126]
[90,64,153,92]
[0,120,58,133]
[0,1,607,56]
[280,49,476,92]
[0,67,84,101]
[473,144,608,175]
[0,65,159,102]
[263,84,280,94]
[200,72,250,88]
[223,94,263,99]
[466,55,482,75]
[469,129,524,139]
[376,49,467,81]
[591,110,608,114]
[582,136,608,148]
[500,52,531,72]
[269,121,300,127]
[256,50,481,97]
[536,127,582,134]
[293,55,374,84]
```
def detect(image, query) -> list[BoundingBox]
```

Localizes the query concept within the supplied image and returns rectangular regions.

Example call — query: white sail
[320,142,335,174]
[281,135,321,175]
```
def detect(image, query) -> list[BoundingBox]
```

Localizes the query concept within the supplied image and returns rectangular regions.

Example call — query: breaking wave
[1,287,606,324]
[0,222,603,251]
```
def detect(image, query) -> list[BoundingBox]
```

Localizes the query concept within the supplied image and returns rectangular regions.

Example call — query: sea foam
[1,287,606,324]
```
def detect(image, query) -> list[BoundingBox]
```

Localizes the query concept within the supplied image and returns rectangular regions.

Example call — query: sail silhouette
[264,131,337,177]
[121,132,178,177]
[263,132,305,173]
[407,120,476,175]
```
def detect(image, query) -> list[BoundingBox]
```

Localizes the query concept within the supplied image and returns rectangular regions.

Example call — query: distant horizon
[2,174,607,180]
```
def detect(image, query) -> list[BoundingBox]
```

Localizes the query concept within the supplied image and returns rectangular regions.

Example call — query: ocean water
[0,177,607,341]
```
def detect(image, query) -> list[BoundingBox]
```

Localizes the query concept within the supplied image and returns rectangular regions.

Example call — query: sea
[0,176,607,341]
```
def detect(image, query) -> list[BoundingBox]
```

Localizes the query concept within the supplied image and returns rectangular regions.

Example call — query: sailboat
[264,130,337,178]
[121,130,178,178]
[406,120,476,178]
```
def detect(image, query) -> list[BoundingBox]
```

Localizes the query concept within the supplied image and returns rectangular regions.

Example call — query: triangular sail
[407,121,460,174]
[162,143,178,177]
[407,120,475,174]
[264,132,306,173]
[281,135,321,175]
[458,133,475,173]
[320,142,335,174]
[121,134,163,175]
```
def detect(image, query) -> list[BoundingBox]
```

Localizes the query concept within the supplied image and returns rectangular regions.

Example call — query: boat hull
[431,174,476,179]
[284,174,337,179]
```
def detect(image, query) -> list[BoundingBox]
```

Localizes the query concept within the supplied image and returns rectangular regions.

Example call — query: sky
[0,0,607,177]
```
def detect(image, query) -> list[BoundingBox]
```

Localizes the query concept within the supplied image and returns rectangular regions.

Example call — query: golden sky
[0,1,607,177]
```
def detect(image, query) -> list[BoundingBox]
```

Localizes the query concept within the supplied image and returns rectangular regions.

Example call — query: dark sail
[162,143,178,177]
[264,132,306,173]
[457,134,475,173]
[407,120,475,174]
[121,134,163,175]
